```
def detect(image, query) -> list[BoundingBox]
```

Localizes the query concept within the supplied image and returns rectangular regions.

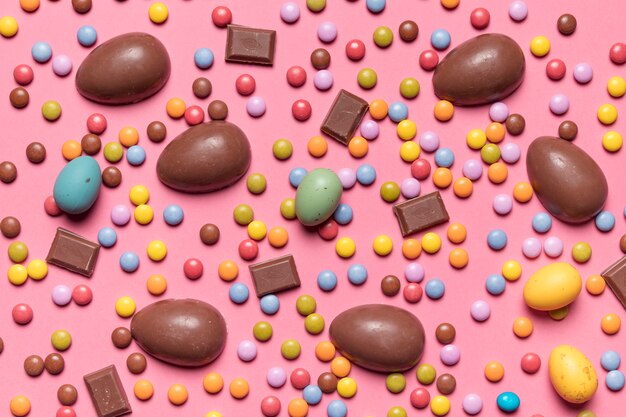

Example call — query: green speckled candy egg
[53,156,102,214]
[295,168,342,227]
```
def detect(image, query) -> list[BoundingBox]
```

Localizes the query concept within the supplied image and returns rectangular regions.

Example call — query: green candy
[295,168,342,227]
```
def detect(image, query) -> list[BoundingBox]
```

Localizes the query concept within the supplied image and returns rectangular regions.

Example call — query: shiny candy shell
[52,156,102,214]
[523,262,582,311]
[295,168,343,227]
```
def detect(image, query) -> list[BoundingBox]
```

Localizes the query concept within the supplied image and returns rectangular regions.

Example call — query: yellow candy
[149,2,169,24]
[8,264,28,285]
[0,16,19,38]
[549,345,597,404]
[116,296,137,318]
[147,240,167,261]
[421,232,442,254]
[336,237,356,258]
[205,413,223,417]
[502,260,522,281]
[602,131,622,152]
[530,36,550,57]
[337,377,357,398]
[430,395,451,416]
[466,128,487,150]
[607,76,626,98]
[400,141,420,162]
[597,103,618,125]
[134,204,154,225]
[373,235,393,256]
[129,185,150,205]
[396,120,417,140]
[247,220,267,241]
[26,259,48,280]
[523,262,582,311]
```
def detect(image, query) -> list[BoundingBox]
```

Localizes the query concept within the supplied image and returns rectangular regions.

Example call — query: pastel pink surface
[1,1,625,416]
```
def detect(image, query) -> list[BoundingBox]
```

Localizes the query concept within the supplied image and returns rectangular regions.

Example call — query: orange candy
[434,100,454,122]
[229,377,249,399]
[513,181,533,203]
[203,372,224,394]
[484,361,505,382]
[433,167,453,188]
[287,398,309,417]
[453,177,473,198]
[20,0,40,12]
[330,356,352,377]
[449,248,469,269]
[268,226,289,248]
[62,140,82,160]
[601,313,621,335]
[487,162,508,184]
[119,126,139,147]
[369,99,388,120]
[9,395,31,417]
[166,97,186,118]
[315,341,336,362]
[167,384,188,405]
[218,260,238,281]
[447,223,467,244]
[486,122,506,143]
[348,136,368,158]
[146,274,167,295]
[586,274,606,295]
[134,379,154,400]
[402,238,422,259]
[308,135,328,157]
[512,316,533,338]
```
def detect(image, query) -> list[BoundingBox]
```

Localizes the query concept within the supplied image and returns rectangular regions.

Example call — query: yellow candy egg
[548,345,598,404]
[523,262,581,311]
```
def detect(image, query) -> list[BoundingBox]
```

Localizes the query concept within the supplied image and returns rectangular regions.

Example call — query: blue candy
[487,229,507,250]
[601,350,621,371]
[496,391,520,413]
[229,282,249,304]
[606,370,625,391]
[434,147,455,168]
[260,294,280,315]
[327,399,348,417]
[97,227,117,248]
[532,212,552,234]
[431,28,451,50]
[366,0,386,13]
[356,164,376,185]
[119,251,139,273]
[485,274,506,295]
[425,278,445,299]
[302,385,323,405]
[194,47,214,69]
[318,270,338,292]
[32,41,52,63]
[347,263,368,285]
[77,25,97,47]
[126,145,146,166]
[595,210,615,232]
[163,204,184,226]
[289,167,308,188]
[388,101,409,122]
[333,203,353,225]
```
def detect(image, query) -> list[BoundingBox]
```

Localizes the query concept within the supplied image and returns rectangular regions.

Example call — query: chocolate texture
[320,89,369,145]
[83,365,131,417]
[46,228,101,277]
[393,191,450,237]
[225,25,276,65]
[601,256,626,310]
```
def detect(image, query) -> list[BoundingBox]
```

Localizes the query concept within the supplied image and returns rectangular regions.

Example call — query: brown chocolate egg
[526,136,608,223]
[432,33,525,105]
[156,121,251,193]
[329,304,425,372]
[75,32,171,104]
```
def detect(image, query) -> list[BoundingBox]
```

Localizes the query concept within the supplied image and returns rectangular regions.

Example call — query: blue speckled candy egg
[53,156,102,214]
[295,168,342,227]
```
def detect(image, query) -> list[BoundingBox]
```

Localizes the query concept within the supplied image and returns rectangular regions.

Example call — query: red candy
[411,159,431,180]
[521,352,541,374]
[410,387,430,409]
[286,66,307,87]
[12,303,33,325]
[470,8,490,30]
[261,396,281,417]
[403,283,423,303]
[236,74,256,96]
[87,113,107,134]
[610,42,626,65]
[345,39,366,61]
[318,219,339,240]
[290,368,310,389]
[56,406,77,417]
[72,285,93,306]
[239,239,259,261]
[183,258,204,280]
[13,64,34,86]
[292,99,312,121]
[546,59,566,80]
[44,195,63,216]
[184,105,205,126]
[419,50,439,71]
[212,6,232,28]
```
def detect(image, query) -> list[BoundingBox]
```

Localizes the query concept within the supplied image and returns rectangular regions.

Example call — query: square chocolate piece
[320,89,369,145]
[601,255,626,310]
[249,254,301,297]
[393,191,450,237]
[84,365,131,417]
[46,227,101,277]
[225,25,276,66]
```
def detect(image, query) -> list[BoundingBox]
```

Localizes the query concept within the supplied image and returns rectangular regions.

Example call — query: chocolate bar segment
[601,255,626,310]
[46,227,100,277]
[321,89,369,145]
[84,365,132,417]
[393,191,450,237]
[249,254,301,297]
[225,25,276,66]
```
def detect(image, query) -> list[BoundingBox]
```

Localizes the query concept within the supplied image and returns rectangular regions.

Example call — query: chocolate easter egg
[432,33,525,105]
[131,299,227,367]
[329,304,425,372]
[526,136,608,223]
[156,121,252,193]
[75,32,171,104]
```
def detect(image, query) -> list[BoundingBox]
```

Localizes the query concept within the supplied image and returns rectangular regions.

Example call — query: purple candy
[493,194,513,215]
[314,70,333,90]
[246,96,266,117]
[462,159,483,180]
[237,339,258,362]
[317,21,338,43]
[360,120,379,140]
[400,178,421,198]
[440,344,461,365]
[522,237,542,259]
[404,262,425,283]
[509,0,528,21]
[267,366,287,388]
[280,2,300,23]
[111,204,131,226]
[544,236,564,258]
[52,284,72,306]
[52,54,73,77]
[573,62,593,84]
[501,142,521,164]
[337,168,357,189]
[462,393,483,415]
[419,131,440,153]
[470,300,491,322]
[489,102,509,122]
[549,93,569,115]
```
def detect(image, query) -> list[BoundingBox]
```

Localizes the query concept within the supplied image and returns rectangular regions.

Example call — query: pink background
[1,0,625,416]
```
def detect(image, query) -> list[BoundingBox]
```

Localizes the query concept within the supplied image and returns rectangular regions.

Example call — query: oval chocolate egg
[156,121,252,193]
[75,32,171,104]
[131,299,227,367]
[526,136,608,223]
[329,304,425,372]
[432,33,525,105]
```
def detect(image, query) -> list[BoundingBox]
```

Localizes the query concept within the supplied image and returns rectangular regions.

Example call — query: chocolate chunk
[399,20,419,42]
[10,87,29,109]
[102,166,122,188]
[601,256,626,310]
[200,223,220,245]
[1,216,21,238]
[126,352,147,374]
[320,89,369,145]
[506,113,526,136]
[310,48,331,69]
[84,365,131,417]
[57,384,78,406]
[435,322,456,344]
[393,191,450,237]
[0,161,17,183]
[45,353,65,375]
[249,254,301,297]
[192,77,212,99]
[46,228,101,277]
[558,120,578,141]
[111,327,132,349]
[24,355,45,377]
[225,25,276,66]
[557,14,577,35]
[81,134,102,155]
[26,142,46,163]
[147,121,167,142]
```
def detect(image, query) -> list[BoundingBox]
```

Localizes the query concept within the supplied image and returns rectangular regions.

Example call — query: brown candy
[0,337,3,353]
[381,275,401,297]
[311,48,331,70]
[102,166,122,188]
[620,234,626,253]
[111,327,132,349]
[193,77,212,99]
[505,113,526,136]
[81,134,102,155]
[208,100,228,121]
[318,372,338,393]
[26,142,46,163]
[557,14,577,35]
[0,161,17,183]
[1,216,21,238]
[45,353,65,375]
[24,355,45,377]
[436,373,456,395]
[435,322,456,344]
[558,120,578,141]
[72,0,92,13]
[200,223,220,245]
[57,384,78,406]
[399,20,418,42]
[147,121,167,142]
[126,352,147,374]
[10,87,29,109]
